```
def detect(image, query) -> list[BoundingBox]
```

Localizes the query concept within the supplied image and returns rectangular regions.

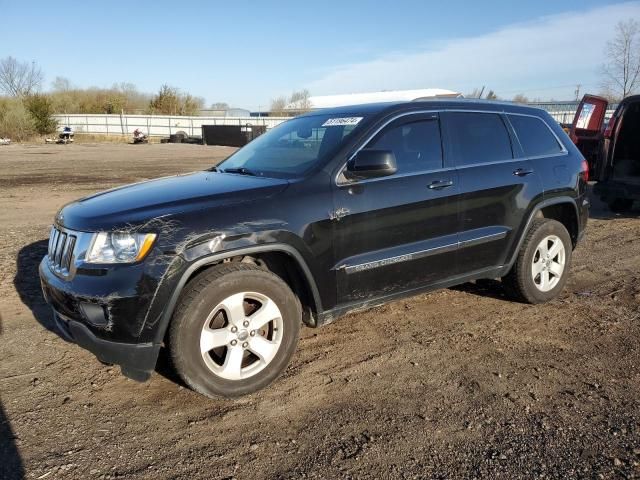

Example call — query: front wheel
[169,263,301,398]
[502,219,572,304]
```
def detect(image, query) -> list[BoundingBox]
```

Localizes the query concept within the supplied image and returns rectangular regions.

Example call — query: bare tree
[289,89,312,111]
[512,94,529,104]
[51,76,73,92]
[270,96,287,115]
[0,56,44,96]
[601,19,640,99]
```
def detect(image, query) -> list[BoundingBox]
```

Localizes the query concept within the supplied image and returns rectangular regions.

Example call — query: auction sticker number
[322,117,363,127]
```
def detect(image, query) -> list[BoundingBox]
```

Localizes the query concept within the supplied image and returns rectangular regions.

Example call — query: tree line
[0,57,210,139]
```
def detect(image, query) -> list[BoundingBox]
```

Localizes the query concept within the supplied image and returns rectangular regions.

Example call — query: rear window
[508,114,563,157]
[447,112,513,166]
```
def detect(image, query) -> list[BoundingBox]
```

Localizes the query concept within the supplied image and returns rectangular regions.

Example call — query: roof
[297,98,550,119]
[286,88,461,110]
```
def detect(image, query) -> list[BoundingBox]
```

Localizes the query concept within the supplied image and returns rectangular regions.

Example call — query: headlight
[85,232,157,264]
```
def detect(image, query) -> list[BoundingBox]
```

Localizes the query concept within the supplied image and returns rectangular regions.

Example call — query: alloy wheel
[531,234,566,292]
[200,292,284,380]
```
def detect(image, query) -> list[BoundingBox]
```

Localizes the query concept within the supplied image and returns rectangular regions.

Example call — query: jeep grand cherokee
[40,100,589,398]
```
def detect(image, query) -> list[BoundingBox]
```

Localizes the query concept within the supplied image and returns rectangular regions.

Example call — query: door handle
[428,180,454,190]
[513,168,534,177]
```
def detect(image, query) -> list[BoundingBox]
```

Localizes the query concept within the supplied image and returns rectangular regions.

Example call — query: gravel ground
[0,143,639,480]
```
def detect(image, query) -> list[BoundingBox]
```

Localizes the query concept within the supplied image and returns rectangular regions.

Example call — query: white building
[286,88,461,110]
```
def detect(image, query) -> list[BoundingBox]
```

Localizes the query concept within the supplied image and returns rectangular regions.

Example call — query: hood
[57,171,289,231]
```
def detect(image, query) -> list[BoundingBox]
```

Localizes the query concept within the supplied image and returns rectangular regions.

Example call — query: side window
[508,114,563,157]
[365,118,443,174]
[447,112,513,166]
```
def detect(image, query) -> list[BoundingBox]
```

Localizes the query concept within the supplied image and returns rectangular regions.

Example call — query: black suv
[39,100,589,398]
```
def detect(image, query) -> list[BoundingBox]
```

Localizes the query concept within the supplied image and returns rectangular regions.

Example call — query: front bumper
[51,309,159,381]
[38,256,178,381]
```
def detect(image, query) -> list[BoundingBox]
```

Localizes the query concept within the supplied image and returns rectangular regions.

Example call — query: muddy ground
[0,143,639,480]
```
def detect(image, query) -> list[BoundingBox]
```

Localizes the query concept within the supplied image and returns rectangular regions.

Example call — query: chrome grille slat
[47,226,78,276]
[47,228,54,256]
[55,232,67,264]
[62,236,76,270]
[50,228,59,258]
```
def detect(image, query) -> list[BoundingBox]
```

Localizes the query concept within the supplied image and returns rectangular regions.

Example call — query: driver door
[332,113,459,304]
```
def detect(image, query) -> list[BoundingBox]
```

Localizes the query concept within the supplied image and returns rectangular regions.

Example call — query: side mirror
[346,150,397,179]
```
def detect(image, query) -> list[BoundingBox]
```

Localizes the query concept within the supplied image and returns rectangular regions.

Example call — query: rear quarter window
[508,114,564,157]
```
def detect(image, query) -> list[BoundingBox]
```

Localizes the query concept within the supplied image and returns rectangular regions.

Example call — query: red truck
[570,94,640,212]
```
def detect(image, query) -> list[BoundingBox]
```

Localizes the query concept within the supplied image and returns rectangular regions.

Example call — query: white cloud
[307,2,640,100]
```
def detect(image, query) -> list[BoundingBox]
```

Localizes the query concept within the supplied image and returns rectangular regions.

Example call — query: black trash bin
[202,124,267,147]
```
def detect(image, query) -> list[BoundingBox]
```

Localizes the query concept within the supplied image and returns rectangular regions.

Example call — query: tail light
[581,159,589,182]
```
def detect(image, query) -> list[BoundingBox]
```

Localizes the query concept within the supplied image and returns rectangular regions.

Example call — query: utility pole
[574,84,581,101]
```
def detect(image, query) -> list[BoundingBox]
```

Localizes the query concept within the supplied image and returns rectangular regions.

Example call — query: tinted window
[366,118,443,174]
[447,112,513,166]
[508,114,563,157]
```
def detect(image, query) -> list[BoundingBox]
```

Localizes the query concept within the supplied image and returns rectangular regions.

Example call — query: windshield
[217,114,366,178]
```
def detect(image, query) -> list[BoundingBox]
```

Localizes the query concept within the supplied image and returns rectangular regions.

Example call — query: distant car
[570,94,640,212]
[40,100,589,398]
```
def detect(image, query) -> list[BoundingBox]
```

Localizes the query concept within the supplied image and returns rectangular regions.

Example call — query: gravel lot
[1,143,639,479]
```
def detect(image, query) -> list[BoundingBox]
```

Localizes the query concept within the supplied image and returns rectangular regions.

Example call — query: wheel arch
[154,244,323,344]
[501,197,579,276]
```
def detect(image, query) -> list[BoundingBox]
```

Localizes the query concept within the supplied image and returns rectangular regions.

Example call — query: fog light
[79,302,109,327]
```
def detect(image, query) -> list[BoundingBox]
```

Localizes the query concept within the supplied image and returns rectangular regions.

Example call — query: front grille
[48,226,77,274]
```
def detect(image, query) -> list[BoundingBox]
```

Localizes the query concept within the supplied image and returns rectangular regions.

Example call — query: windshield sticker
[322,117,363,127]
[576,103,595,129]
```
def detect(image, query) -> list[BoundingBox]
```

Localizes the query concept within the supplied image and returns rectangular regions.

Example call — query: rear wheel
[169,263,301,398]
[502,219,572,304]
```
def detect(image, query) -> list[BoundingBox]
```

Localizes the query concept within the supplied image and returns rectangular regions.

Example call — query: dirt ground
[0,143,639,480]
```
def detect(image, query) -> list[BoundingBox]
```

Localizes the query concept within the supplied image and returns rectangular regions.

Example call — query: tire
[169,263,301,398]
[502,219,572,304]
[174,131,189,143]
[607,198,633,213]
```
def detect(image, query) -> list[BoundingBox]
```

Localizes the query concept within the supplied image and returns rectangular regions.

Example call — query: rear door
[442,111,543,274]
[569,94,609,142]
[332,113,459,303]
[569,94,608,177]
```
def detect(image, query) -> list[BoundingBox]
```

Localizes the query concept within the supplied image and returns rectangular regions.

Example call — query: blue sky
[1,0,638,109]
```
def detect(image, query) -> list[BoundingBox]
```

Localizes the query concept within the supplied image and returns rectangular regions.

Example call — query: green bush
[148,85,204,116]
[24,94,57,134]
[0,97,35,140]
[49,82,151,114]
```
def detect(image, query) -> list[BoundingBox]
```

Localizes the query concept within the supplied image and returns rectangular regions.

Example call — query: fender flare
[500,196,579,275]
[154,244,323,343]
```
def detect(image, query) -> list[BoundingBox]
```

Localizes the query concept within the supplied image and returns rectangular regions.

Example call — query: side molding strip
[344,242,457,274]
[342,230,508,275]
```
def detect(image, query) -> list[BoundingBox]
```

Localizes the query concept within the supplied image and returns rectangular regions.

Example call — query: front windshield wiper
[222,167,258,176]
[207,166,220,172]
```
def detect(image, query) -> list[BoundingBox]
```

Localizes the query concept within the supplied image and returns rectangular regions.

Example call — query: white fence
[54,103,620,138]
[530,102,618,125]
[52,114,290,137]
